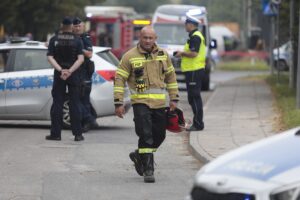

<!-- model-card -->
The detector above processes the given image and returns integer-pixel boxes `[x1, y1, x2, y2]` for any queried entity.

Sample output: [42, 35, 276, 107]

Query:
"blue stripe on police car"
[4, 73, 105, 91]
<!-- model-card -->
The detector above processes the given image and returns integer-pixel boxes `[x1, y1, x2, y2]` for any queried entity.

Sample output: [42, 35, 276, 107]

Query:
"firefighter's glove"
[135, 78, 146, 93]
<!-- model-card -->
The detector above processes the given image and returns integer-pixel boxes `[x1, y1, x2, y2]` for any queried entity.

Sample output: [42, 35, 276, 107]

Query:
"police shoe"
[45, 135, 61, 141]
[74, 135, 84, 141]
[186, 125, 204, 132]
[82, 123, 91, 133]
[129, 150, 144, 176]
[82, 120, 99, 133]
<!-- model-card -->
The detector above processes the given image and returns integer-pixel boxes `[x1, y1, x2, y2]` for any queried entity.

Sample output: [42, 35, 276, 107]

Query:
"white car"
[186, 127, 300, 200]
[0, 40, 131, 126]
[273, 41, 292, 71]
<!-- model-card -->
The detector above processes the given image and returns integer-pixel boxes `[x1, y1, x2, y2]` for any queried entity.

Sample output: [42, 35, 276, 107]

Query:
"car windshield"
[154, 24, 188, 45]
[96, 50, 119, 66]
[154, 23, 205, 45]
[13, 49, 51, 71]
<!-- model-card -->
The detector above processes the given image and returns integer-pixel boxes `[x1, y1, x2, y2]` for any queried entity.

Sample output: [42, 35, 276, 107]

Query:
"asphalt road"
[0, 91, 213, 200]
[0, 70, 260, 200]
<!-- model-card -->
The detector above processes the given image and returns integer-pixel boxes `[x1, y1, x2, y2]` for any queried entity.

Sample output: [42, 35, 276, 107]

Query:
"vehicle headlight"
[270, 187, 299, 200]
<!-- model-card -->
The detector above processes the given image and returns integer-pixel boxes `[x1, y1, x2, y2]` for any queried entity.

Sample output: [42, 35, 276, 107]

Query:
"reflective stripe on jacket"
[114, 43, 179, 109]
[181, 31, 206, 72]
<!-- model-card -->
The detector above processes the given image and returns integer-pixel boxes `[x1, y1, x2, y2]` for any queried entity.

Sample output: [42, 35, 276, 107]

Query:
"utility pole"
[242, 0, 248, 49]
[269, 16, 275, 75]
[276, 3, 280, 81]
[289, 0, 295, 89]
[296, 4, 300, 108]
[247, 0, 252, 45]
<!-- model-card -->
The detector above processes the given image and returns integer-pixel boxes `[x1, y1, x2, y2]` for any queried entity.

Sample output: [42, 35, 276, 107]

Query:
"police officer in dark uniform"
[175, 15, 206, 131]
[73, 17, 98, 132]
[46, 17, 85, 141]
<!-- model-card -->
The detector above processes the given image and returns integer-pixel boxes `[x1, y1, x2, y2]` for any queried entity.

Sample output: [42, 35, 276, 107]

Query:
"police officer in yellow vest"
[174, 15, 206, 132]
[114, 26, 179, 183]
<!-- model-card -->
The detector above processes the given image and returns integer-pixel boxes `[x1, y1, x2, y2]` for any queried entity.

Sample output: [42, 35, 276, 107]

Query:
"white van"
[186, 127, 300, 200]
[152, 4, 216, 91]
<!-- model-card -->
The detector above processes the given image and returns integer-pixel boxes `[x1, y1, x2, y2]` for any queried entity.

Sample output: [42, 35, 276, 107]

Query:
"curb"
[187, 85, 218, 164]
[188, 131, 211, 164]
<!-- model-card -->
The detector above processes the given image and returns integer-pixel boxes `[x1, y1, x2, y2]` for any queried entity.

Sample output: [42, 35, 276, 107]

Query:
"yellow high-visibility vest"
[181, 31, 206, 72]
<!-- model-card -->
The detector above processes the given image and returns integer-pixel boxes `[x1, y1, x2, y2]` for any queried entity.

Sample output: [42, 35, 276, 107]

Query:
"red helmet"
[166, 107, 186, 133]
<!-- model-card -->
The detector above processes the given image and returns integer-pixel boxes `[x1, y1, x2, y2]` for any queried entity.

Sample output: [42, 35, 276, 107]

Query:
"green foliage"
[278, 0, 299, 43]
[266, 74, 300, 130]
[0, 0, 297, 44]
[0, 0, 105, 41]
[217, 60, 269, 71]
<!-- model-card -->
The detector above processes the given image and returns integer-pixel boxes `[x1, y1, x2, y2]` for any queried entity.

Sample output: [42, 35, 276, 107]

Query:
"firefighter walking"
[114, 26, 179, 183]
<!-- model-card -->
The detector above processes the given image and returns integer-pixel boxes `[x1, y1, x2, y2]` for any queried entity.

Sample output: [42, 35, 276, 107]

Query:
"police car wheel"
[63, 99, 71, 129]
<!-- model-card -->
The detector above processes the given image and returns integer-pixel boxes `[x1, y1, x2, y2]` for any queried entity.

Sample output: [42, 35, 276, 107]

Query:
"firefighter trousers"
[132, 104, 166, 154]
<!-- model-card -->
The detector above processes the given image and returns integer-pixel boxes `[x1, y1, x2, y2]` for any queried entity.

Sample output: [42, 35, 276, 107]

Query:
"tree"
[0, 0, 105, 41]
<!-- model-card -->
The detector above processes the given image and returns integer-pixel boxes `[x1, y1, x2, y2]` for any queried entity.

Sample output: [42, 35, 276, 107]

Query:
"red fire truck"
[84, 6, 136, 59]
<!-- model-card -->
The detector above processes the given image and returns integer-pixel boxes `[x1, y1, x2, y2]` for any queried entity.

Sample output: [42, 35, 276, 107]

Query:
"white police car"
[0, 40, 131, 126]
[186, 127, 300, 200]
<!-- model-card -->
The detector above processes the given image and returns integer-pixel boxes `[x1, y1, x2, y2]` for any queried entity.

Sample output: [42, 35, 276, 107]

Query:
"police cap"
[185, 10, 200, 26]
[185, 17, 199, 26]
[62, 16, 72, 25]
[73, 17, 82, 25]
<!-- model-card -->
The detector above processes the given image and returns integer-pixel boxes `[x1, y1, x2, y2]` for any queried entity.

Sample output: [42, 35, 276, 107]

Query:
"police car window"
[96, 50, 119, 66]
[13, 49, 51, 71]
[0, 50, 10, 73]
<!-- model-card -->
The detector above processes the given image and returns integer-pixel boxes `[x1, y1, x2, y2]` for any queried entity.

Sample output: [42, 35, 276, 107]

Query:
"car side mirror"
[209, 39, 217, 49]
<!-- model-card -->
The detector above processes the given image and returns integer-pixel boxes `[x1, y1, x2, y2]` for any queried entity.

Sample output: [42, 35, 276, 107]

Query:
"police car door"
[5, 48, 53, 118]
[0, 49, 11, 114]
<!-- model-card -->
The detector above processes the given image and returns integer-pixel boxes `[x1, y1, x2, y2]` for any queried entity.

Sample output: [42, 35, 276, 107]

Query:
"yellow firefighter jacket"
[114, 43, 179, 109]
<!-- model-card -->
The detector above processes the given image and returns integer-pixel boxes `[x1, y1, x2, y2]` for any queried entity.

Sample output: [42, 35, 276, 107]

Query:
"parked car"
[186, 127, 300, 200]
[273, 41, 292, 71]
[0, 40, 131, 127]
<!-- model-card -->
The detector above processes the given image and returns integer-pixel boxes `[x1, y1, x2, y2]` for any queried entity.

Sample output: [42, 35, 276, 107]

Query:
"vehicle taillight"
[96, 70, 116, 81]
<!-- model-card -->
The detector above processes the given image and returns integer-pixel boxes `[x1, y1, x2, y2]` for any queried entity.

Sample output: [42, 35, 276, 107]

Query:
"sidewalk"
[189, 78, 275, 163]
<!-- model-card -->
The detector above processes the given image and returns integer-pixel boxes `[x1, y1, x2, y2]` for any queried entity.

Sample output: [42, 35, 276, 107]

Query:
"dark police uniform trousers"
[51, 70, 82, 137]
[185, 68, 205, 129]
[133, 104, 166, 150]
[80, 59, 95, 124]
[79, 33, 96, 124]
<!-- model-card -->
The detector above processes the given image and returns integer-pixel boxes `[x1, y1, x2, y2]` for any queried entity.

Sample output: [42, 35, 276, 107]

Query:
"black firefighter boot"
[129, 149, 144, 176]
[141, 153, 155, 183]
